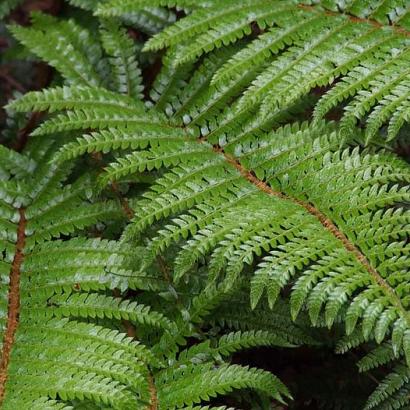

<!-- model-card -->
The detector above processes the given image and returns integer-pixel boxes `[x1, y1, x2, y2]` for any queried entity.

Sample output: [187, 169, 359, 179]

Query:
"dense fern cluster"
[1, 0, 410, 409]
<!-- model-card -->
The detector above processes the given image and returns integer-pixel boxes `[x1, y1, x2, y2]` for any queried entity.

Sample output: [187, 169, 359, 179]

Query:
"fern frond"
[138, 0, 282, 52]
[215, 296, 319, 347]
[9, 13, 107, 87]
[100, 20, 144, 100]
[55, 127, 187, 162]
[165, 45, 256, 128]
[120, 7, 177, 35]
[8, 12, 153, 95]
[358, 343, 396, 372]
[68, 0, 178, 35]
[149, 49, 195, 112]
[0, 145, 36, 178]
[101, 140, 213, 186]
[8, 5, 410, 407]
[0, 142, 160, 408]
[216, 330, 295, 354]
[105, 0, 410, 141]
[15, 66, 410, 363]
[103, 120, 410, 362]
[96, 0, 205, 15]
[8, 86, 186, 139]
[312, 0, 410, 28]
[44, 292, 172, 329]
[156, 363, 290, 409]
[365, 364, 410, 410]
[7, 85, 145, 114]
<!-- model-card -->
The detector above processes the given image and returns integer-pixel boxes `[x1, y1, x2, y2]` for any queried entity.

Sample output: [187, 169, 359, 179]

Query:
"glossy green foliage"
[4, 2, 410, 409]
[67, 0, 177, 35]
[11, 80, 410, 410]
[10, 13, 144, 96]
[0, 139, 153, 409]
[32, 103, 409, 360]
[95, 0, 410, 142]
[0, 138, 293, 408]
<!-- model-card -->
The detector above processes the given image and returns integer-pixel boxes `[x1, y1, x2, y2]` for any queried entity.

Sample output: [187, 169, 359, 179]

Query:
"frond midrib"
[297, 3, 410, 38]
[0, 208, 26, 405]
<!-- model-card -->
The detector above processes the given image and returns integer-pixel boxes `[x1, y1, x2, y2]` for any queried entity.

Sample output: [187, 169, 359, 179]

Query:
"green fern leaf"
[104, 0, 410, 141]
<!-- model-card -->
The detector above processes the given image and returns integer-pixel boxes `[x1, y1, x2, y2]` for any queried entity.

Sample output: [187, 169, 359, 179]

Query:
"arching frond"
[95, 0, 410, 141]
[0, 141, 158, 408]
[21, 79, 410, 370]
[100, 20, 144, 100]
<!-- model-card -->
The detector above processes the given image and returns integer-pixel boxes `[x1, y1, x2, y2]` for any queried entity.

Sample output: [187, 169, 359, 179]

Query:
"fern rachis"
[0, 207, 25, 402]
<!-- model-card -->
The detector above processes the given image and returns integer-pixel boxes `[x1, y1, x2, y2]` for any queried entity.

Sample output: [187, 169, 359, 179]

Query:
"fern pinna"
[2, 0, 410, 409]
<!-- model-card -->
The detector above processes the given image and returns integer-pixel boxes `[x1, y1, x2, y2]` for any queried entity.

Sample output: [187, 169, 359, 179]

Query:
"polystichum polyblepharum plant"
[1, 1, 410, 409]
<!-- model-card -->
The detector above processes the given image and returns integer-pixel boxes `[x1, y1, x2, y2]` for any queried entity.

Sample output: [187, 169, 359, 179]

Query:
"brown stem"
[110, 181, 135, 220]
[0, 70, 26, 93]
[157, 255, 172, 284]
[13, 112, 44, 153]
[298, 3, 410, 37]
[148, 374, 158, 410]
[0, 208, 26, 404]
